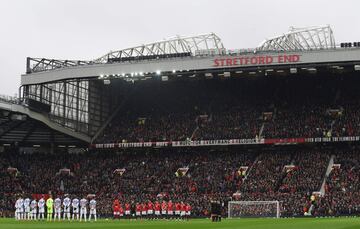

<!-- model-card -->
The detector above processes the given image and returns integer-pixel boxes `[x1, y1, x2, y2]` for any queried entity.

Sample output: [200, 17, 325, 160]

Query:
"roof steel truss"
[94, 33, 225, 63]
[256, 25, 335, 52]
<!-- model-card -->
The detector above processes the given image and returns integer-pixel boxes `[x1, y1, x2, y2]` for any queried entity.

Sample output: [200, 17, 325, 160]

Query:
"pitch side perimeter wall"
[22, 48, 360, 85]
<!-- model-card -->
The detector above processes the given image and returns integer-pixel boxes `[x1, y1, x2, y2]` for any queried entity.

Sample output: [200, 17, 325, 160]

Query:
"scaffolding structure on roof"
[94, 33, 225, 63]
[256, 25, 336, 52]
[25, 26, 338, 74]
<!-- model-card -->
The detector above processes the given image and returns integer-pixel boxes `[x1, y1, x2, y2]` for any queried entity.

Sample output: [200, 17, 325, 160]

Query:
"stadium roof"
[94, 33, 225, 63]
[25, 33, 225, 74]
[25, 25, 338, 75]
[256, 25, 335, 52]
[0, 109, 85, 147]
[0, 98, 91, 144]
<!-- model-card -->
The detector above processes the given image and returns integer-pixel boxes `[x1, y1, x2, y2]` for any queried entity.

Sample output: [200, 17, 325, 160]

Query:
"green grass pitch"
[0, 217, 359, 229]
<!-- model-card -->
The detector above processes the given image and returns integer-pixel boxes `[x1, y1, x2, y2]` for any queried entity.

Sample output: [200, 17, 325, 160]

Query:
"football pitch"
[0, 218, 360, 229]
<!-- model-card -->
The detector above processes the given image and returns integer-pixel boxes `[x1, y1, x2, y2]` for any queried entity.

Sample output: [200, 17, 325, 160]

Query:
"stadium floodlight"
[172, 70, 176, 73]
[156, 70, 161, 75]
[290, 68, 297, 74]
[228, 201, 280, 219]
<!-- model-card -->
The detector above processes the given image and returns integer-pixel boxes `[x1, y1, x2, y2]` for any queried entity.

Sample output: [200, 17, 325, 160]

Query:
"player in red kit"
[113, 199, 120, 219]
[125, 203, 131, 219]
[119, 204, 124, 219]
[154, 201, 161, 219]
[181, 201, 186, 220]
[141, 203, 147, 219]
[167, 200, 174, 219]
[161, 201, 167, 219]
[147, 201, 154, 219]
[135, 203, 142, 219]
[175, 202, 181, 219]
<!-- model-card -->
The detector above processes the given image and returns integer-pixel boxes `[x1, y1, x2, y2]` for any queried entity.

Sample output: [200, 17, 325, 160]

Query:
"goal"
[228, 201, 280, 218]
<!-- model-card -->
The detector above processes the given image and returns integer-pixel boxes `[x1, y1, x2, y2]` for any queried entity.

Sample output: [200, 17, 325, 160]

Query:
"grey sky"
[0, 0, 359, 96]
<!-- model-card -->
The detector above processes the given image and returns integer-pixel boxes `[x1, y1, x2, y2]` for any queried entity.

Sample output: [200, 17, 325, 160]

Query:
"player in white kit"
[15, 197, 22, 220]
[24, 197, 31, 220]
[38, 196, 45, 220]
[72, 198, 80, 220]
[30, 199, 37, 220]
[18, 197, 24, 220]
[63, 195, 71, 220]
[89, 197, 97, 221]
[54, 197, 62, 221]
[80, 197, 88, 222]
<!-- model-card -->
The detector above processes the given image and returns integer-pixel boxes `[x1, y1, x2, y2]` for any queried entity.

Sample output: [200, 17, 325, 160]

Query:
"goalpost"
[228, 201, 280, 218]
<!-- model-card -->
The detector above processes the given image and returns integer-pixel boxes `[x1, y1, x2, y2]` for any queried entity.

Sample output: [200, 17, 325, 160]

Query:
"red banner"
[264, 138, 305, 145]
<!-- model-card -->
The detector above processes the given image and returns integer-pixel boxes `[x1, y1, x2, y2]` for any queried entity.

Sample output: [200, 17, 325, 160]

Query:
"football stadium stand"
[1, 25, 360, 219]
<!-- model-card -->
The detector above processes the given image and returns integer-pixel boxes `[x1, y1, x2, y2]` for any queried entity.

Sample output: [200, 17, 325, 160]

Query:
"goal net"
[228, 201, 280, 218]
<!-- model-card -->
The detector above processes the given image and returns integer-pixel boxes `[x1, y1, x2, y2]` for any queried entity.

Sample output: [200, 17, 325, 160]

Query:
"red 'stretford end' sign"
[213, 54, 301, 67]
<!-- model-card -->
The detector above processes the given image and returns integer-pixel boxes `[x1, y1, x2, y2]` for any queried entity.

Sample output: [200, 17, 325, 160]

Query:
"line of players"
[14, 194, 97, 222]
[113, 200, 192, 220]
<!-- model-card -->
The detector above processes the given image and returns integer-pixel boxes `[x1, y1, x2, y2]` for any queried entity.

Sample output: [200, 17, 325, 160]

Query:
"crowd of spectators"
[278, 151, 330, 193]
[238, 150, 330, 217]
[96, 75, 360, 144]
[2, 147, 360, 218]
[0, 148, 256, 217]
[331, 81, 360, 137]
[313, 150, 360, 216]
[3, 75, 360, 218]
[98, 80, 206, 143]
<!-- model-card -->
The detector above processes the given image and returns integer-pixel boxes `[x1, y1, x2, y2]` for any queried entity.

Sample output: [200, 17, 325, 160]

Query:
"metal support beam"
[0, 121, 24, 139]
[63, 81, 67, 125]
[76, 80, 80, 132]
[21, 122, 37, 142]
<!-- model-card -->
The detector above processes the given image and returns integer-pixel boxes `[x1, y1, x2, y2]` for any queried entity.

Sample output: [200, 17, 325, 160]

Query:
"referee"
[210, 200, 221, 222]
